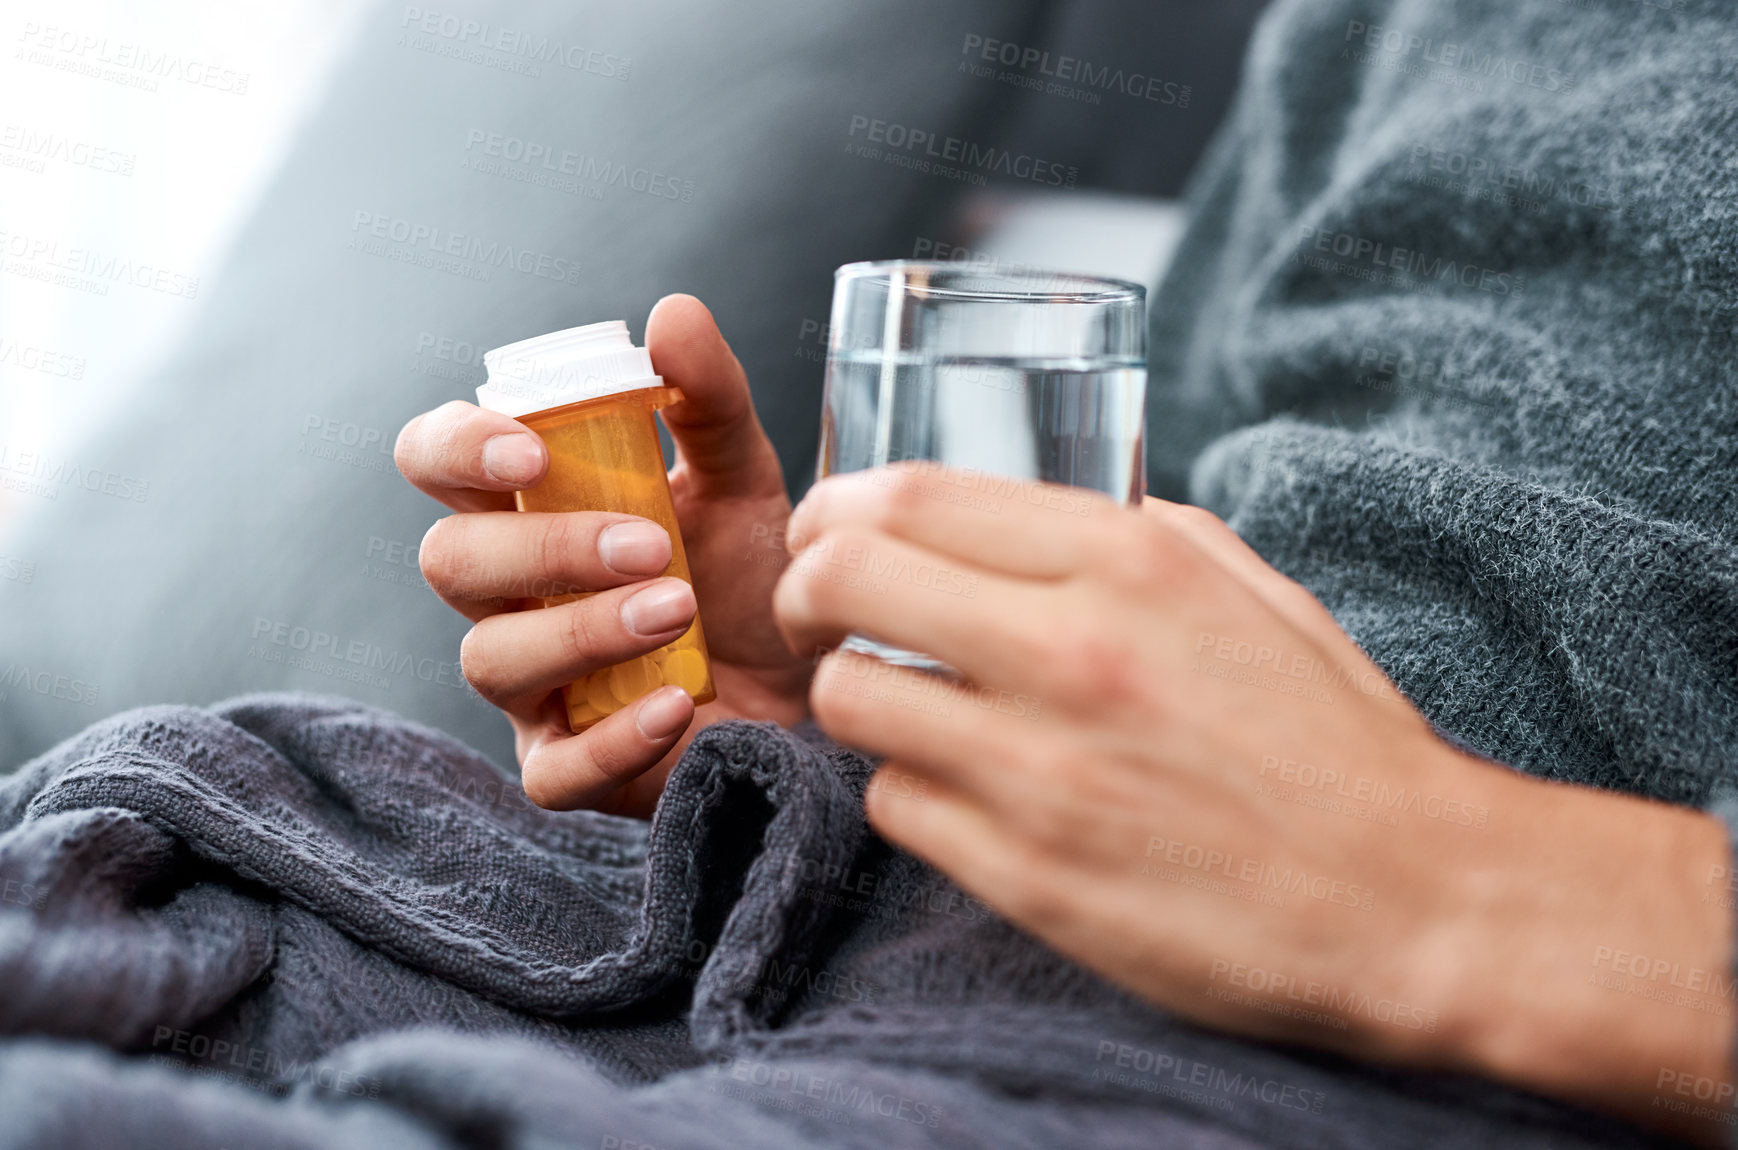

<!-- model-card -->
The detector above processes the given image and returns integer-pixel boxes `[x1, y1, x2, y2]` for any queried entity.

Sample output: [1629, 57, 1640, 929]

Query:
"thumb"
[645, 294, 785, 499]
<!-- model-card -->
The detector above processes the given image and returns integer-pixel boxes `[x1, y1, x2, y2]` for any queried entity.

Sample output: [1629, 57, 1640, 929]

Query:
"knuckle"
[860, 774, 906, 832]
[518, 749, 566, 809]
[1066, 635, 1147, 712]
[817, 468, 931, 538]
[1016, 799, 1078, 855]
[419, 517, 463, 589]
[1105, 518, 1195, 591]
[538, 514, 588, 584]
[1010, 740, 1071, 796]
[1027, 603, 1148, 713]
[393, 413, 425, 476]
[457, 625, 502, 698]
[770, 564, 810, 630]
[825, 525, 883, 572]
[431, 399, 478, 429]
[583, 726, 645, 785]
[1005, 615, 1072, 679]
[1003, 741, 1085, 825]
[988, 840, 1074, 932]
[808, 655, 877, 735]
[1166, 502, 1227, 535]
[427, 400, 485, 484]
[779, 537, 846, 619]
[867, 472, 931, 530]
[1070, 487, 1121, 521]
[861, 772, 938, 848]
[556, 598, 615, 669]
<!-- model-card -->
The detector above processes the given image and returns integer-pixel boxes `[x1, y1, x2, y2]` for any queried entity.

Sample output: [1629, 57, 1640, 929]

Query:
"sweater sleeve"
[1149, 0, 1738, 805]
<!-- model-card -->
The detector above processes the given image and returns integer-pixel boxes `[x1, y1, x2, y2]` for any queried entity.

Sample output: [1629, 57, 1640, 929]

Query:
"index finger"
[395, 400, 550, 512]
[786, 463, 1127, 579]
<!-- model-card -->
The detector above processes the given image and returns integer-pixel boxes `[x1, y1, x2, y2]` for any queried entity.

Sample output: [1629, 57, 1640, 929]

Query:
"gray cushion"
[0, 0, 1263, 770]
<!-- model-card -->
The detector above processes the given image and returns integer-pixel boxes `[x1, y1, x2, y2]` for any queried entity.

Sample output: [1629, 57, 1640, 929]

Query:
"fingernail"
[598, 521, 672, 575]
[481, 434, 545, 484]
[635, 686, 691, 740]
[621, 579, 694, 636]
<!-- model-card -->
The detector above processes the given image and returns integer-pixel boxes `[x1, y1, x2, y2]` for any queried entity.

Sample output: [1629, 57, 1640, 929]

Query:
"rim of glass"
[834, 259, 1145, 303]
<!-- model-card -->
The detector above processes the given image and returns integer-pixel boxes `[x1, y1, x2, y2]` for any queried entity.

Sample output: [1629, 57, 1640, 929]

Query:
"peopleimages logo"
[298, 414, 396, 474]
[0, 554, 35, 584]
[757, 957, 879, 1006]
[15, 22, 250, 94]
[1207, 960, 1439, 1033]
[1092, 1041, 1326, 1113]
[1144, 835, 1376, 912]
[0, 337, 86, 380]
[1258, 754, 1490, 829]
[0, 442, 150, 503]
[1294, 225, 1525, 297]
[1404, 143, 1623, 214]
[348, 210, 581, 285]
[0, 124, 135, 176]
[1592, 946, 1738, 1000]
[1342, 20, 1574, 94]
[249, 616, 470, 694]
[398, 7, 630, 79]
[706, 1055, 944, 1129]
[959, 33, 1191, 108]
[462, 130, 695, 203]
[1656, 1068, 1737, 1116]
[0, 664, 99, 707]
[845, 115, 1078, 188]
[0, 228, 201, 299]
[149, 1027, 380, 1098]
[1193, 628, 1405, 704]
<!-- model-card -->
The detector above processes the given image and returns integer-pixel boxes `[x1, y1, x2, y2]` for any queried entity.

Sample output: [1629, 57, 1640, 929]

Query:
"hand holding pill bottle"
[476, 322, 715, 731]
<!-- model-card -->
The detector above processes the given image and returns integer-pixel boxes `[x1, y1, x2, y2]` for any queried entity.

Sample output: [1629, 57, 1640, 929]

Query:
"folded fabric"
[0, 695, 1663, 1147]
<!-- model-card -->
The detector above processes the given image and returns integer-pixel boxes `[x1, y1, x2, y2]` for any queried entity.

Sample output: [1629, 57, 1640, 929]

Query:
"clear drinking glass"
[817, 259, 1147, 672]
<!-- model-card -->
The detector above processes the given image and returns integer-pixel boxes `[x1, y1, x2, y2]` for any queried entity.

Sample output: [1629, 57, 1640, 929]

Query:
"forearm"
[1418, 760, 1734, 1142]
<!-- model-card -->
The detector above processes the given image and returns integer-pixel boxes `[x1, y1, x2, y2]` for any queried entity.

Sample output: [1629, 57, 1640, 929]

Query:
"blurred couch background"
[0, 0, 1268, 771]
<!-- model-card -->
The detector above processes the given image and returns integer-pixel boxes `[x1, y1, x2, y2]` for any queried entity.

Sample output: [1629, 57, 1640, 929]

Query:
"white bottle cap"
[477, 320, 662, 418]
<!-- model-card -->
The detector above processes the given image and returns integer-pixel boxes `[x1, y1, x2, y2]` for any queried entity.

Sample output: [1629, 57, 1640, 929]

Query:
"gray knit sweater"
[1151, 0, 1738, 806]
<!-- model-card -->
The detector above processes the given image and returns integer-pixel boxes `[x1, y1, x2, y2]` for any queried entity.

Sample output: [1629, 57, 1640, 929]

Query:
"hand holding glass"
[816, 260, 1148, 672]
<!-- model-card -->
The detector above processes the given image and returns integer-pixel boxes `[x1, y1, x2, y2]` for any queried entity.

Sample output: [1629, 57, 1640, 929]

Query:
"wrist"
[1415, 756, 1734, 1134]
[1353, 744, 1517, 1067]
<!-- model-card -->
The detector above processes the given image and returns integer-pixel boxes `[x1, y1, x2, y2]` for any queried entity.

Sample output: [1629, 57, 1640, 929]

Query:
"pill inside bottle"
[477, 322, 715, 733]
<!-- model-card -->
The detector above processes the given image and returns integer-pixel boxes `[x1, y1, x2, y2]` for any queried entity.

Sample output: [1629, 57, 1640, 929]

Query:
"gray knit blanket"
[0, 697, 1666, 1147]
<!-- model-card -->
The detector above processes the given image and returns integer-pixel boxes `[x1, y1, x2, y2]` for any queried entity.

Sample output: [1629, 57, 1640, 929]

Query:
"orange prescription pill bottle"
[477, 321, 714, 732]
